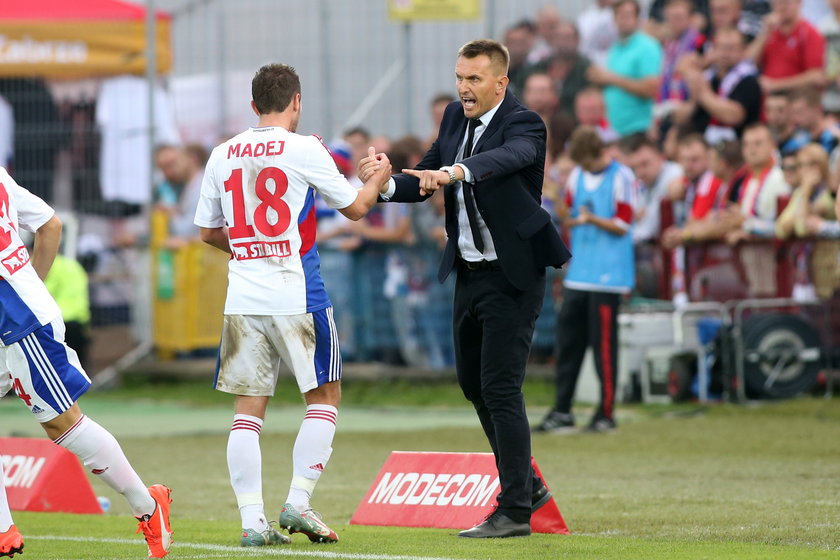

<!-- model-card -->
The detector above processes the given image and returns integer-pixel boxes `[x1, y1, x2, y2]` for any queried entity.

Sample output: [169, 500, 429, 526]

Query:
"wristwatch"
[440, 166, 457, 185]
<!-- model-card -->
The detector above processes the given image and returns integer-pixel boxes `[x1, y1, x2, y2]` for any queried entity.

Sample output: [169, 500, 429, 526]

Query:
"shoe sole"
[241, 538, 291, 546]
[241, 530, 291, 547]
[280, 515, 338, 544]
[457, 530, 532, 538]
[283, 524, 338, 544]
[0, 543, 23, 558]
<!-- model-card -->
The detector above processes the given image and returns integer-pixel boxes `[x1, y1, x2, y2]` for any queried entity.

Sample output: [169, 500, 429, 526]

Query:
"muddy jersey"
[194, 126, 358, 315]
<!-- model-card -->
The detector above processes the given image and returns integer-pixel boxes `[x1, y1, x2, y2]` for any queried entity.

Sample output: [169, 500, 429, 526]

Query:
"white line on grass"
[29, 535, 461, 560]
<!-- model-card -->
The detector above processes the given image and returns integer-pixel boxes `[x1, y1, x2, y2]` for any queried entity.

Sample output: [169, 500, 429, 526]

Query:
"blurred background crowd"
[4, 0, 840, 376]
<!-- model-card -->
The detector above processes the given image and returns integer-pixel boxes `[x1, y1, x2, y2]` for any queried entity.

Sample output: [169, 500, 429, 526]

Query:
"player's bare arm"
[31, 214, 62, 280]
[199, 226, 232, 254]
[338, 151, 393, 221]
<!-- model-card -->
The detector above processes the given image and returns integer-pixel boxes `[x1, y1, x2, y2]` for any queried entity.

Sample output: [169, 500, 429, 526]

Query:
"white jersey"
[0, 167, 61, 345]
[194, 126, 359, 315]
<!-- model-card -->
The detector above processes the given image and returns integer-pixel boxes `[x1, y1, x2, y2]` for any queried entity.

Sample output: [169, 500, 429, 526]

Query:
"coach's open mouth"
[461, 97, 476, 110]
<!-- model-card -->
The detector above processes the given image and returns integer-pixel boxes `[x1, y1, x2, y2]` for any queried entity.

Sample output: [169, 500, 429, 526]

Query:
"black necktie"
[461, 118, 484, 253]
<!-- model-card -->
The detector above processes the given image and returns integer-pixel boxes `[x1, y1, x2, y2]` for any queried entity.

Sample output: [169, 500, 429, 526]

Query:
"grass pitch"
[2, 379, 839, 559]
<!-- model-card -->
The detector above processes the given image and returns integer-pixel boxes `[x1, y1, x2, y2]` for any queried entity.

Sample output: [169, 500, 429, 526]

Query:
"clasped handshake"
[359, 147, 462, 196]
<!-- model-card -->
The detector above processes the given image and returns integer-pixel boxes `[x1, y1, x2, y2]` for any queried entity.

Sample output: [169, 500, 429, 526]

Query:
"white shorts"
[214, 307, 341, 396]
[0, 318, 91, 423]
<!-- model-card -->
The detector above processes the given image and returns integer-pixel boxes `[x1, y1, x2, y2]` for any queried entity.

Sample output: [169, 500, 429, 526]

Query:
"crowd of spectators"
[311, 0, 840, 366]
[502, 0, 839, 304]
[312, 121, 454, 366]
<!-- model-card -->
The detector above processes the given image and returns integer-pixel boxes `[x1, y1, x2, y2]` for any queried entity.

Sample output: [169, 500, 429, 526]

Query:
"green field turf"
[1, 381, 839, 559]
[14, 512, 839, 560]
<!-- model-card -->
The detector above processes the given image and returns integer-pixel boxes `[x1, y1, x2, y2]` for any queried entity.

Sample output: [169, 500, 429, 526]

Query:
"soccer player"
[0, 168, 172, 558]
[194, 63, 392, 546]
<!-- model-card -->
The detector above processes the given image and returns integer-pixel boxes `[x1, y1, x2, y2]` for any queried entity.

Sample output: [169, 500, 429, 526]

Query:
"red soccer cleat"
[0, 524, 23, 558]
[136, 485, 173, 558]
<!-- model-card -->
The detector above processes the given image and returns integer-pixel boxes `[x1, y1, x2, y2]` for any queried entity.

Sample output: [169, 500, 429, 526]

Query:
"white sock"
[228, 414, 267, 532]
[286, 404, 337, 511]
[0, 463, 13, 532]
[54, 415, 155, 517]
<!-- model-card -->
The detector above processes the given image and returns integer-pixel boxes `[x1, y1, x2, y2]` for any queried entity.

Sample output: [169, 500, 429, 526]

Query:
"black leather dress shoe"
[458, 511, 531, 538]
[531, 484, 552, 512]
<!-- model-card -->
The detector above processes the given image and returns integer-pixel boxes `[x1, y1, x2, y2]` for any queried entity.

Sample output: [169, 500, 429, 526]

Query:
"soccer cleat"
[136, 484, 173, 558]
[241, 522, 291, 546]
[0, 525, 23, 558]
[279, 503, 339, 543]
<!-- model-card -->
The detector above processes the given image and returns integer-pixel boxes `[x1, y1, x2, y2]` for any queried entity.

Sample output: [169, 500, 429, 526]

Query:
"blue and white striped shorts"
[0, 318, 91, 422]
[214, 307, 341, 396]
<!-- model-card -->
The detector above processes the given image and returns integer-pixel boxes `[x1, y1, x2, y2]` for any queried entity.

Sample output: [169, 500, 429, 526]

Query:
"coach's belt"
[458, 258, 500, 271]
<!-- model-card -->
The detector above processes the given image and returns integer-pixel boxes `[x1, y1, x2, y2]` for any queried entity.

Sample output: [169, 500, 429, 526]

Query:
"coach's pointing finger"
[403, 168, 448, 195]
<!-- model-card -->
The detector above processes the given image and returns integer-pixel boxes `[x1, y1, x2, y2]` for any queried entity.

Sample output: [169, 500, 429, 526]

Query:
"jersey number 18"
[224, 167, 291, 240]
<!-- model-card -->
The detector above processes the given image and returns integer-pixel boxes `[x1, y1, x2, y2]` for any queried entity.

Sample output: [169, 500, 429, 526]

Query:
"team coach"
[360, 38, 570, 538]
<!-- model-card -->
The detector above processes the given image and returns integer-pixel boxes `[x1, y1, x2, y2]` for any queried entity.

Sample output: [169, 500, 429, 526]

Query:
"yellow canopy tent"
[0, 0, 171, 78]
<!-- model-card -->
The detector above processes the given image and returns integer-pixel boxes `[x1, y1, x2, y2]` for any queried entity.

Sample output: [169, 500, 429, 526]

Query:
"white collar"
[476, 97, 504, 128]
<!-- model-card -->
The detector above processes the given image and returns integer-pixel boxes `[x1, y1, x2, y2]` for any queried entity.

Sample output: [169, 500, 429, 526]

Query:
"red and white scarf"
[703, 59, 758, 144]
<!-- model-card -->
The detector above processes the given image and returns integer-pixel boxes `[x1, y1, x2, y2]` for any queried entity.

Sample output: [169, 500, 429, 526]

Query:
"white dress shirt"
[453, 100, 502, 261]
[382, 98, 503, 262]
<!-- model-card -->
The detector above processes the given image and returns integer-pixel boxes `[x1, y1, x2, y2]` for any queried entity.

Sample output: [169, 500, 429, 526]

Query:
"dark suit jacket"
[388, 90, 571, 291]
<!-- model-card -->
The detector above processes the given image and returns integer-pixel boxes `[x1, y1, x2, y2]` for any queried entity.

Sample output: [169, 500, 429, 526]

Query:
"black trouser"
[453, 262, 545, 524]
[553, 287, 620, 421]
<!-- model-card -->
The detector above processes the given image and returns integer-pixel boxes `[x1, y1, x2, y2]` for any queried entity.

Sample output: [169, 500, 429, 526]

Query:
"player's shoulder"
[301, 133, 336, 163]
[255, 131, 331, 168]
[304, 132, 332, 151]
